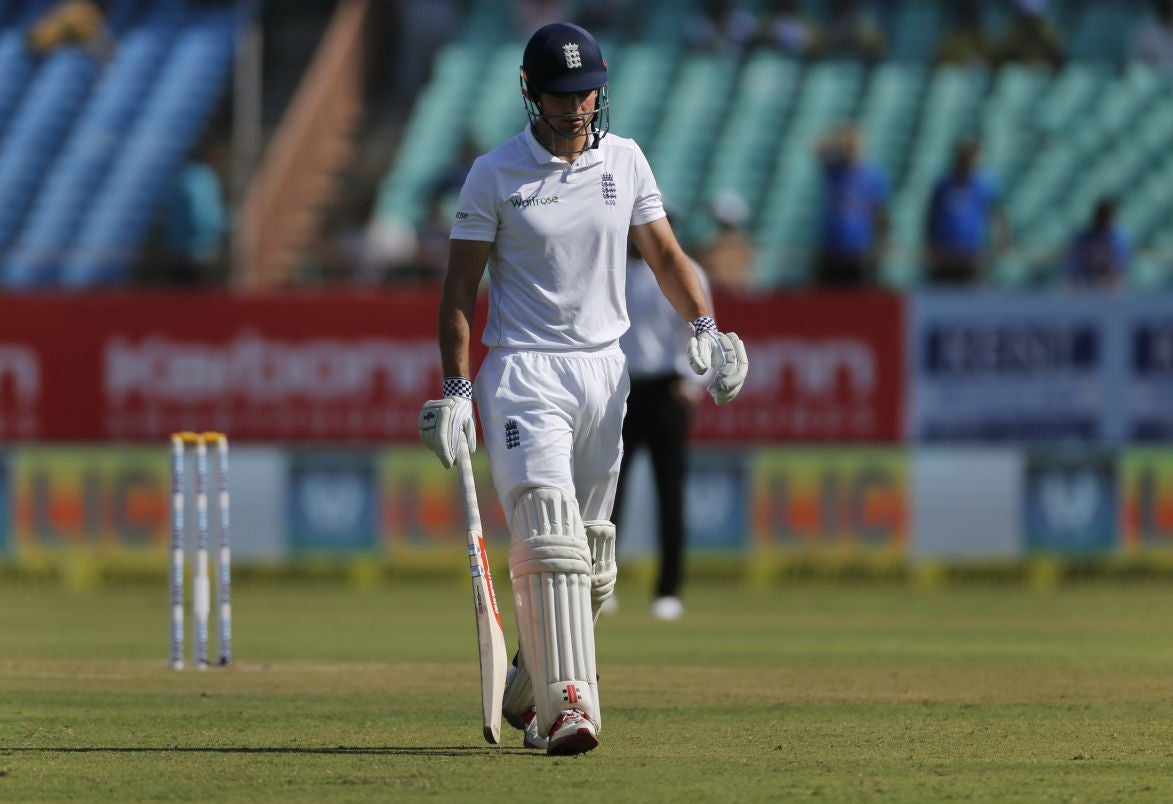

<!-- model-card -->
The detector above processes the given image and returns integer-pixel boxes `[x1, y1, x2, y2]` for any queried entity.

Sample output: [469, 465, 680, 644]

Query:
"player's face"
[537, 89, 598, 137]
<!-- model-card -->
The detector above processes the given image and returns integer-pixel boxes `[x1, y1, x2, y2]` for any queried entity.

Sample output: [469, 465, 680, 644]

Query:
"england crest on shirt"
[601, 172, 617, 206]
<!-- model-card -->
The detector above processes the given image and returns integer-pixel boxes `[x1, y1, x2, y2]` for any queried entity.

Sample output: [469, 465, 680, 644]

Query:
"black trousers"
[610, 374, 691, 599]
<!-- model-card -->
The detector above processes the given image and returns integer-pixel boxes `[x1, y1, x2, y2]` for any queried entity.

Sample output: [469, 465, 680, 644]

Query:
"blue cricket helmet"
[520, 22, 610, 146]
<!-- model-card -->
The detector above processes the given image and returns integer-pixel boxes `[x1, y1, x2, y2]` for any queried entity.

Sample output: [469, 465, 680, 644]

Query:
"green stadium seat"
[702, 53, 798, 217]
[470, 42, 532, 151]
[607, 43, 679, 145]
[374, 45, 482, 229]
[648, 53, 739, 221]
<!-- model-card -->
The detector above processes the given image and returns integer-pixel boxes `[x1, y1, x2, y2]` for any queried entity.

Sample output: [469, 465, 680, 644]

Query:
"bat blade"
[457, 438, 508, 745]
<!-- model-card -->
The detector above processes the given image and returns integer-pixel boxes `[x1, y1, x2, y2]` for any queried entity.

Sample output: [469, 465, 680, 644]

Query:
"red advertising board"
[0, 290, 903, 443]
[693, 292, 904, 442]
[0, 291, 463, 442]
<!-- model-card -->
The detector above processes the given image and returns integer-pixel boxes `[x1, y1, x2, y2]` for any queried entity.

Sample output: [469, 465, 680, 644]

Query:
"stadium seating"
[5, 0, 183, 286]
[368, 0, 1172, 289]
[59, 3, 237, 287]
[0, 0, 241, 288]
[3, 0, 1167, 289]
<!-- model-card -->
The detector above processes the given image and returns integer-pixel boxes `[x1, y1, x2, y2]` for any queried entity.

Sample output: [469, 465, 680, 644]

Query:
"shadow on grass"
[3, 746, 538, 757]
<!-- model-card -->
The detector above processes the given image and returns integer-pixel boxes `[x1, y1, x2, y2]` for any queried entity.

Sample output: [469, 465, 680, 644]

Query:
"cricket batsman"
[420, 22, 748, 755]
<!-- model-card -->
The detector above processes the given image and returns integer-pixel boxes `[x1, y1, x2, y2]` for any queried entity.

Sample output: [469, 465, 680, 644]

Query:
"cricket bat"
[456, 435, 508, 744]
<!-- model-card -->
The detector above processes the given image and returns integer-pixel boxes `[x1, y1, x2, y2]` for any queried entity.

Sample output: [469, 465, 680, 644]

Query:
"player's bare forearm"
[630, 217, 711, 323]
[439, 239, 492, 379]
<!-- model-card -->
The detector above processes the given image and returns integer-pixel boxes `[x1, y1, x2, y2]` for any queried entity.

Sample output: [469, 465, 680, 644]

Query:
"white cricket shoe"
[519, 706, 547, 750]
[651, 596, 684, 621]
[599, 594, 619, 615]
[546, 709, 598, 756]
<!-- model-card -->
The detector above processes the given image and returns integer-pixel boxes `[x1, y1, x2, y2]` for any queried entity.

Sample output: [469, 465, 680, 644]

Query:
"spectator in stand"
[515, 0, 568, 37]
[1131, 0, 1173, 73]
[757, 0, 821, 58]
[403, 195, 454, 284]
[935, 0, 993, 66]
[820, 0, 885, 62]
[924, 139, 1010, 284]
[1066, 197, 1130, 289]
[152, 141, 227, 284]
[814, 122, 889, 286]
[695, 190, 754, 292]
[580, 0, 639, 41]
[26, 0, 113, 59]
[391, 0, 458, 113]
[430, 137, 480, 208]
[683, 0, 758, 54]
[995, 0, 1064, 68]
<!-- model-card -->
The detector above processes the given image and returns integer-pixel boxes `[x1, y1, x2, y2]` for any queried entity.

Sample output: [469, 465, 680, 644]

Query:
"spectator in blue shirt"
[154, 142, 227, 284]
[1067, 197, 1129, 288]
[925, 139, 1009, 284]
[814, 123, 889, 285]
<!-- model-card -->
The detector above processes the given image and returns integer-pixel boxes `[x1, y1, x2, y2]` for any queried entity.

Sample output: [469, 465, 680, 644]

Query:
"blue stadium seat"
[0, 49, 98, 255]
[4, 8, 180, 286]
[57, 4, 238, 287]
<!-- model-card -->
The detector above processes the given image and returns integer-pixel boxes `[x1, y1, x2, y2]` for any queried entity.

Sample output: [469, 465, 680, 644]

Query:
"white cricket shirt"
[451, 126, 666, 350]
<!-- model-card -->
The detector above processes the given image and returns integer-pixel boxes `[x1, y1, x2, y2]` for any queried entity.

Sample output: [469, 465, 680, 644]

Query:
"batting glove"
[418, 377, 476, 469]
[687, 316, 749, 406]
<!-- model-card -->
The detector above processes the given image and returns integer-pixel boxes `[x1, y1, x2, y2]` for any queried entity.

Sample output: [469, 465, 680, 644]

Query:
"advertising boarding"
[1121, 449, 1173, 548]
[692, 292, 905, 443]
[1124, 297, 1173, 441]
[10, 446, 168, 550]
[288, 451, 379, 551]
[749, 448, 907, 550]
[1022, 449, 1118, 553]
[0, 454, 9, 553]
[0, 291, 903, 444]
[909, 293, 1127, 442]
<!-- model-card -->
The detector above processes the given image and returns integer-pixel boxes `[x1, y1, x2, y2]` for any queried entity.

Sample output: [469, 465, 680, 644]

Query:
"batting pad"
[509, 487, 598, 736]
[501, 652, 534, 727]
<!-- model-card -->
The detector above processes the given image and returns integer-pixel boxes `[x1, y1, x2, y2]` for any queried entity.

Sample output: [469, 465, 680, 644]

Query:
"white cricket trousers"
[474, 346, 629, 524]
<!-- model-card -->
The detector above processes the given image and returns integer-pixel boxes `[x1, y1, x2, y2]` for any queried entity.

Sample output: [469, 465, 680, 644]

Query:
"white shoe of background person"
[546, 709, 599, 756]
[651, 596, 684, 621]
[599, 594, 619, 615]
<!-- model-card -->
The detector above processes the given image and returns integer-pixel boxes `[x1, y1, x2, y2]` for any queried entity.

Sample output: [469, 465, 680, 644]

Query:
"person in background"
[820, 0, 885, 61]
[695, 189, 755, 292]
[430, 136, 481, 208]
[515, 0, 568, 37]
[935, 0, 993, 66]
[390, 0, 458, 114]
[813, 122, 889, 286]
[1066, 197, 1130, 289]
[684, 0, 758, 54]
[924, 138, 1009, 284]
[757, 0, 821, 58]
[1131, 0, 1173, 73]
[995, 0, 1064, 68]
[26, 0, 112, 59]
[610, 236, 714, 622]
[155, 142, 227, 284]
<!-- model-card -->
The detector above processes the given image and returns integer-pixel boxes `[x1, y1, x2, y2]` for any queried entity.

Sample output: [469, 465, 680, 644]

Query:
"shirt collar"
[523, 125, 605, 168]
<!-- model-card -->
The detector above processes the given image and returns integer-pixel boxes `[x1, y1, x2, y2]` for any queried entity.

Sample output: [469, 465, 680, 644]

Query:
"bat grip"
[456, 433, 483, 535]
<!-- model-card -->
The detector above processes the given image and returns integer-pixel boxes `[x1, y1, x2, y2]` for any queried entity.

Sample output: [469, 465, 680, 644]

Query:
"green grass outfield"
[3, 578, 1173, 802]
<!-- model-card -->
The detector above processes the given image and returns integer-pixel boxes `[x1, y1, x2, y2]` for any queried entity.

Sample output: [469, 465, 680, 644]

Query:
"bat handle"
[457, 433, 483, 535]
